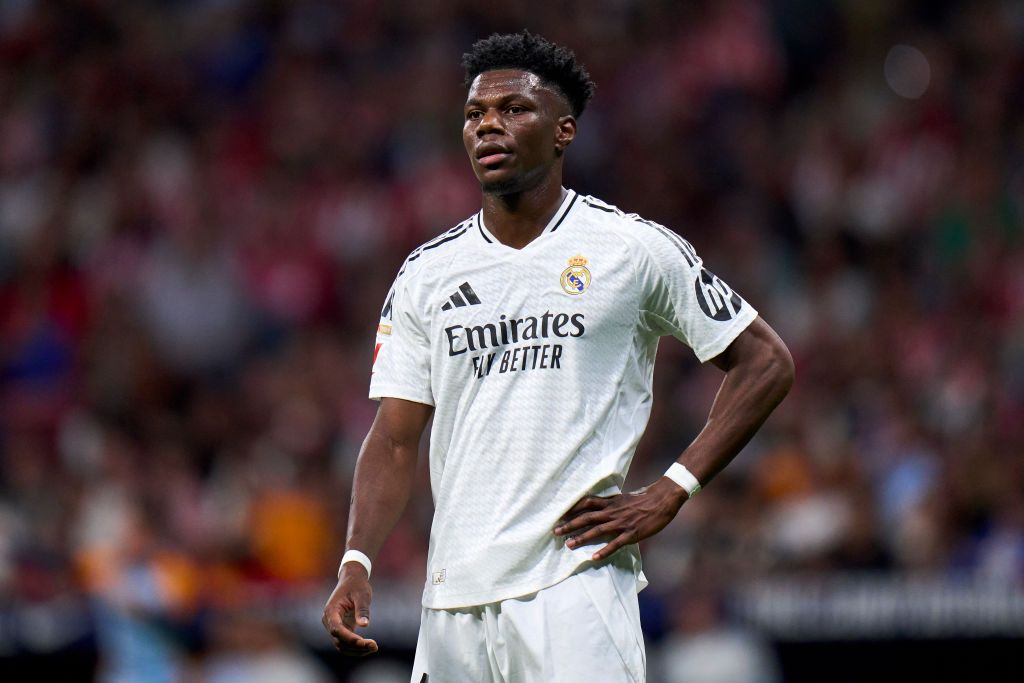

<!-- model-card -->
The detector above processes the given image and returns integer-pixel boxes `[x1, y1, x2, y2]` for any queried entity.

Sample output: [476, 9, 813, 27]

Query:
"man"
[322, 31, 794, 682]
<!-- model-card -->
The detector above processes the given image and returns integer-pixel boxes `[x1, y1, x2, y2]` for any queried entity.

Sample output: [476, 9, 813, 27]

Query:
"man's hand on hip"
[322, 564, 378, 656]
[553, 478, 689, 561]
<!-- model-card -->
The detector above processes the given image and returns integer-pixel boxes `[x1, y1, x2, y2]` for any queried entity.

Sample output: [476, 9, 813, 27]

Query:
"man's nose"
[477, 108, 504, 135]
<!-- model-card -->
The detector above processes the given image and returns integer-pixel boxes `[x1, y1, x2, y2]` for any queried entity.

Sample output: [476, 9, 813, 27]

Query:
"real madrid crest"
[560, 255, 591, 295]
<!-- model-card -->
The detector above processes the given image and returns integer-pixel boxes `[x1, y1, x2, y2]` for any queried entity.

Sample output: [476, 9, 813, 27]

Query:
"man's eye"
[506, 106, 525, 114]
[467, 111, 482, 120]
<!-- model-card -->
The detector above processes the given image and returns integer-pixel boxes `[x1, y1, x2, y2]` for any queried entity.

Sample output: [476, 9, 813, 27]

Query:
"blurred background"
[1, 0, 1022, 681]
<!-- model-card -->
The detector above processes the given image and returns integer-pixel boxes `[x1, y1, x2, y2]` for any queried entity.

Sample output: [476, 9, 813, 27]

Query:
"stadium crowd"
[0, 1, 1021, 681]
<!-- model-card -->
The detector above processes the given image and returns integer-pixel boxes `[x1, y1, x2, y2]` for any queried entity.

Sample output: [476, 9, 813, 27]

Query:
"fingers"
[322, 583, 377, 656]
[554, 510, 608, 536]
[331, 625, 379, 656]
[552, 492, 639, 561]
[591, 530, 636, 562]
[554, 497, 614, 535]
[353, 587, 372, 628]
[565, 522, 616, 549]
[557, 509, 598, 536]
[559, 495, 609, 522]
[325, 605, 379, 655]
[322, 598, 346, 638]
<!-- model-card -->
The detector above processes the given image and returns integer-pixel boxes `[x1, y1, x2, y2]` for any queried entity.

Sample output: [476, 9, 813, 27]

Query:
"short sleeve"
[368, 273, 434, 406]
[634, 221, 757, 362]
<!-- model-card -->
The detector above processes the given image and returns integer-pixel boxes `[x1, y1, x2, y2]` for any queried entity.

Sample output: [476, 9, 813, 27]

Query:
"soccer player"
[322, 31, 794, 682]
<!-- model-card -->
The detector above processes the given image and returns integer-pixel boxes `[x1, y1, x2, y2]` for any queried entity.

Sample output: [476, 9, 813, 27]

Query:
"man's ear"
[554, 115, 577, 156]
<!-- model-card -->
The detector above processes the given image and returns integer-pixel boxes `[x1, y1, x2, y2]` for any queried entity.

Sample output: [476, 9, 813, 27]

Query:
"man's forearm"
[345, 434, 417, 561]
[324, 399, 430, 655]
[343, 399, 432, 563]
[681, 318, 794, 486]
[555, 319, 793, 560]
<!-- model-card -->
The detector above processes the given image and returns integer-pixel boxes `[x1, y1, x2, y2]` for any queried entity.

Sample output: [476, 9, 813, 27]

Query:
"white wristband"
[339, 549, 372, 579]
[664, 463, 702, 498]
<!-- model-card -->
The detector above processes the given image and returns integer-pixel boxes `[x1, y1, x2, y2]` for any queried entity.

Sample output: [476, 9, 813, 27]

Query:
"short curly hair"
[462, 31, 595, 117]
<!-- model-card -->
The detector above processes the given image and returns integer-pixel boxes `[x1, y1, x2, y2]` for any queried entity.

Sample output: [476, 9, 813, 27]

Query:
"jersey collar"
[476, 189, 579, 250]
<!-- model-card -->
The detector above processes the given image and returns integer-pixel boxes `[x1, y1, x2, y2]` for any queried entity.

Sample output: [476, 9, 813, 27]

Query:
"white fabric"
[410, 561, 646, 683]
[664, 462, 702, 497]
[371, 190, 757, 609]
[339, 549, 372, 579]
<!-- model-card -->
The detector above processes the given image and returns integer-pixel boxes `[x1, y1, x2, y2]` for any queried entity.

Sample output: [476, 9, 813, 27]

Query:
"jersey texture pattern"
[370, 190, 757, 609]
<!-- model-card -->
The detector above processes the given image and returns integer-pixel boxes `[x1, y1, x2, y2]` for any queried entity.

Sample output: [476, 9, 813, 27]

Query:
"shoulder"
[576, 195, 700, 267]
[392, 215, 477, 286]
[379, 216, 476, 320]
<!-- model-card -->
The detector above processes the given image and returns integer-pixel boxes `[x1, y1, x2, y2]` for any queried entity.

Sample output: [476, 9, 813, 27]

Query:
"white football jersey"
[370, 189, 756, 609]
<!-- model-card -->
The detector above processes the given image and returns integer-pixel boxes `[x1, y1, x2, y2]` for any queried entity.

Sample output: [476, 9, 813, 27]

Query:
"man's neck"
[481, 176, 567, 250]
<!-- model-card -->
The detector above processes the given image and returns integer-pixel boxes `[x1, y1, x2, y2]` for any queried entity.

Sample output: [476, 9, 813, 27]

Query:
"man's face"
[463, 69, 574, 195]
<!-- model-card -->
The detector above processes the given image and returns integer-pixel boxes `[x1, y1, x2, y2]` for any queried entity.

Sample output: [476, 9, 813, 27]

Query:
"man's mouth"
[476, 145, 512, 167]
[478, 152, 510, 166]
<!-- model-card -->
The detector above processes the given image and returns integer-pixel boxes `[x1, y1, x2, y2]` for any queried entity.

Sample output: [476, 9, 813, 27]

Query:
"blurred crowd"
[1, 0, 1022, 681]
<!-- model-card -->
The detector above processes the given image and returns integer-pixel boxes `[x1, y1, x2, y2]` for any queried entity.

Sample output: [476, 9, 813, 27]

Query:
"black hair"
[461, 30, 596, 117]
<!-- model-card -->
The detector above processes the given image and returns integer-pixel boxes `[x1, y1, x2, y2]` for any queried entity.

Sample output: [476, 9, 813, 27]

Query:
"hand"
[553, 477, 689, 561]
[321, 564, 378, 656]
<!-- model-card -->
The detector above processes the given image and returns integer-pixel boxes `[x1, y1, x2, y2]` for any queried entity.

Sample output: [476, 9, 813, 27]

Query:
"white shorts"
[410, 562, 646, 682]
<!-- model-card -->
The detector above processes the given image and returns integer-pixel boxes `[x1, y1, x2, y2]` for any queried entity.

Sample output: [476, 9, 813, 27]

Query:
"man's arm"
[554, 316, 794, 560]
[322, 397, 433, 655]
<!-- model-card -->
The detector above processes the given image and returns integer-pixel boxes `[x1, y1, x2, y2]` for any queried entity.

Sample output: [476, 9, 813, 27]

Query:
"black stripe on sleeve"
[583, 196, 699, 267]
[585, 201, 615, 213]
[382, 219, 473, 319]
[407, 226, 469, 264]
[388, 220, 471, 307]
[581, 196, 619, 214]
[420, 226, 469, 253]
[634, 217, 698, 267]
[653, 224, 697, 267]
[422, 220, 470, 248]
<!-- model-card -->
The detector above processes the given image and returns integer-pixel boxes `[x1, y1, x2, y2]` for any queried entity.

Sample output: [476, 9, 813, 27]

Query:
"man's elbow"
[719, 318, 795, 402]
[766, 338, 795, 400]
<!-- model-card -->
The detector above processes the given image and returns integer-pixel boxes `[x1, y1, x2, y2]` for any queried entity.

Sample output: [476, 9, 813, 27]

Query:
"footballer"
[322, 30, 794, 682]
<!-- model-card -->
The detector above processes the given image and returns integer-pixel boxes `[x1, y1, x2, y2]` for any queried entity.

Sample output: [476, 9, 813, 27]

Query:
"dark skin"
[553, 316, 793, 558]
[322, 397, 433, 655]
[463, 69, 577, 248]
[322, 68, 795, 654]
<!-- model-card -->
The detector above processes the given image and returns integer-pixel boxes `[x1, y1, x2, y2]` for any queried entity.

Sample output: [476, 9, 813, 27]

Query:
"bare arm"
[554, 316, 794, 560]
[680, 315, 795, 484]
[322, 397, 433, 655]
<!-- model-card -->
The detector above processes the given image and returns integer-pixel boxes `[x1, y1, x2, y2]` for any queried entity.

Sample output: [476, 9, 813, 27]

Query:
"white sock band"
[339, 549, 372, 579]
[664, 463, 702, 498]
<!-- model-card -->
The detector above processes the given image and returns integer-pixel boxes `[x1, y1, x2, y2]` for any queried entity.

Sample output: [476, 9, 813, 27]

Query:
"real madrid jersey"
[369, 189, 757, 609]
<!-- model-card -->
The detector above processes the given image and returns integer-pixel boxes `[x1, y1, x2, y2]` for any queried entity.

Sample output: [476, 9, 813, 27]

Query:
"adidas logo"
[441, 282, 481, 310]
